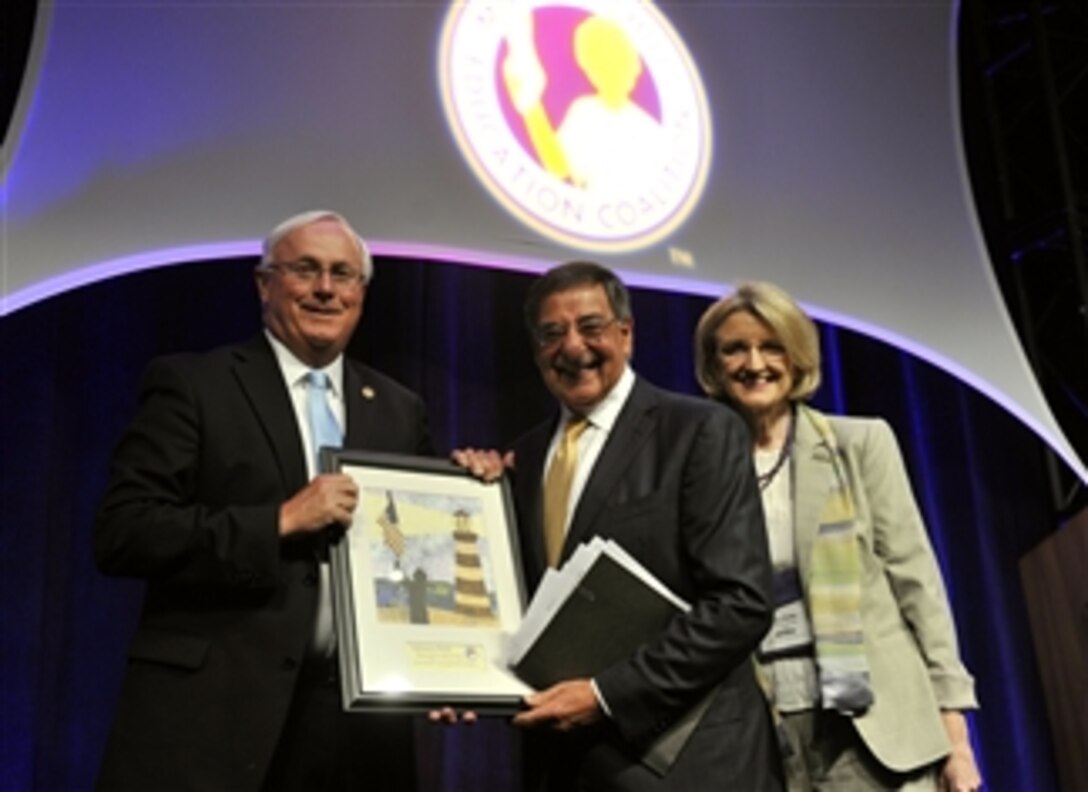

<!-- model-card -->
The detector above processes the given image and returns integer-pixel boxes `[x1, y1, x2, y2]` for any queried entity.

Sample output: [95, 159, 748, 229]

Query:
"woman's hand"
[938, 711, 982, 792]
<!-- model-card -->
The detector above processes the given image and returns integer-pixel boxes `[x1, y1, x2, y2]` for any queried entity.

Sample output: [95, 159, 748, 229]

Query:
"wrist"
[278, 502, 297, 537]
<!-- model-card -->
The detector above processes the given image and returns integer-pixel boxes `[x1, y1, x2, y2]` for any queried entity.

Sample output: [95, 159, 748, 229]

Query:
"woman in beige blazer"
[693, 282, 981, 792]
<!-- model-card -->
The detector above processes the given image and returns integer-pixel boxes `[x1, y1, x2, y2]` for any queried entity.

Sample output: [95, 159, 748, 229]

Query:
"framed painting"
[323, 449, 531, 712]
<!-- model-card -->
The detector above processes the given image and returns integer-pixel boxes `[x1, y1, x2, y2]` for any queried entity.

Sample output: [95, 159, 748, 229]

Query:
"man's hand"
[512, 680, 601, 732]
[427, 707, 478, 725]
[450, 448, 514, 483]
[279, 474, 359, 537]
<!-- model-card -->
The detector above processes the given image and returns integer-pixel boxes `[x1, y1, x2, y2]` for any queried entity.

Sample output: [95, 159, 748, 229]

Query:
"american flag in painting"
[377, 490, 406, 558]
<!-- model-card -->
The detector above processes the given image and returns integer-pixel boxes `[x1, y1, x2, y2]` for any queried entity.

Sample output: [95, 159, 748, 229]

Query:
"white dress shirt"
[542, 364, 636, 537]
[266, 330, 343, 656]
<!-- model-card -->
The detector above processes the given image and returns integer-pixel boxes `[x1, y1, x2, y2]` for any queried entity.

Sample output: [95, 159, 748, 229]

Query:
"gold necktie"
[542, 416, 589, 568]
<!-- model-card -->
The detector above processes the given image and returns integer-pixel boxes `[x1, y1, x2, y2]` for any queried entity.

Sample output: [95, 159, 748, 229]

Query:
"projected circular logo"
[439, 1, 712, 253]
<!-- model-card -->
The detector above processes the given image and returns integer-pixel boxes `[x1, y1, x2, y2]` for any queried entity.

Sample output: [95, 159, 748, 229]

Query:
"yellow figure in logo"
[503, 12, 665, 191]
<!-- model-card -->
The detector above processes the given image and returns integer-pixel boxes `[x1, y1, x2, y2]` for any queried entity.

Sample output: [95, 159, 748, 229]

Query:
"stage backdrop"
[0, 255, 1061, 790]
[1, 0, 1084, 481]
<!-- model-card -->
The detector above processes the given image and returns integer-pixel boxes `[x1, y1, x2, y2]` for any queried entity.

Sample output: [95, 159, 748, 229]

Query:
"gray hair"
[259, 209, 373, 282]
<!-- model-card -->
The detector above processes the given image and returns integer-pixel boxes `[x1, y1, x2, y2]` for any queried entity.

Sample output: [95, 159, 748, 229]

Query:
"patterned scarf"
[801, 406, 874, 714]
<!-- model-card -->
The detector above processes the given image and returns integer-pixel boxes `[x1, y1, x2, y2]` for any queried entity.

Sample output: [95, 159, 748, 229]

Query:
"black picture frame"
[323, 448, 531, 712]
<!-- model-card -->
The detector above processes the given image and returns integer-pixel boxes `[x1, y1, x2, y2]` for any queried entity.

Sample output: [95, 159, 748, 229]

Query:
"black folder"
[508, 546, 712, 775]
[510, 551, 683, 690]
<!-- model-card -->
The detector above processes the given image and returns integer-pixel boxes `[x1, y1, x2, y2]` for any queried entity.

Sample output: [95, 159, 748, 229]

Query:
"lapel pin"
[361, 386, 375, 400]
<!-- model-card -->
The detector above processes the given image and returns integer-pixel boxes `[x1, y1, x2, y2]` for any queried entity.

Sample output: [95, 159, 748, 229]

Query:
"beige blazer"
[791, 407, 978, 772]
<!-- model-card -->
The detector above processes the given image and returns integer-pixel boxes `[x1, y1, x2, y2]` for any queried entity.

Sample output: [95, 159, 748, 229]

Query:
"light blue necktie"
[304, 370, 342, 471]
[303, 370, 341, 656]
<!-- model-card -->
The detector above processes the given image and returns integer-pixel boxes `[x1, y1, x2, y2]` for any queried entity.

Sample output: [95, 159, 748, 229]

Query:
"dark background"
[958, 0, 1088, 514]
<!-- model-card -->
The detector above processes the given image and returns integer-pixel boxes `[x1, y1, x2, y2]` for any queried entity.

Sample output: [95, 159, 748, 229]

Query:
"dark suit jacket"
[511, 378, 781, 791]
[94, 335, 430, 791]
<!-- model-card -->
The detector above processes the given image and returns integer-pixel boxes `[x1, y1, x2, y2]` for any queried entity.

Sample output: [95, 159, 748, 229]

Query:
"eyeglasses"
[533, 316, 621, 348]
[267, 259, 365, 288]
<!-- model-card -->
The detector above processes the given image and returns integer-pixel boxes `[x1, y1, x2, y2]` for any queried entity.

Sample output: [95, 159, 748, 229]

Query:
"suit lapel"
[562, 379, 657, 557]
[343, 362, 371, 450]
[231, 335, 308, 493]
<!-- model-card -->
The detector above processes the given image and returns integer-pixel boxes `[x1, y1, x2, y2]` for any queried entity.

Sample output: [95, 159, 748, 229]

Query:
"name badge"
[758, 568, 814, 660]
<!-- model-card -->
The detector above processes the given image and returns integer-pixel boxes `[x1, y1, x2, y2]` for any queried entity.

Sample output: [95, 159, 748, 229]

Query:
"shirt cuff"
[591, 678, 612, 718]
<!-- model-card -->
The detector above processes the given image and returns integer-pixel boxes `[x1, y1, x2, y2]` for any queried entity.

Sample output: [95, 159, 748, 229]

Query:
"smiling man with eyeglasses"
[528, 274, 632, 416]
[95, 210, 431, 791]
[257, 214, 371, 370]
[454, 261, 780, 791]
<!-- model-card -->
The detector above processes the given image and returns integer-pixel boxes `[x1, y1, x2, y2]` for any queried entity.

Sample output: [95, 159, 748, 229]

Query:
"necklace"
[756, 407, 796, 491]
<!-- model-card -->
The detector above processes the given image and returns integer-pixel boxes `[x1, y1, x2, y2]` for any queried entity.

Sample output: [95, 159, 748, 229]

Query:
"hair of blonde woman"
[694, 281, 821, 403]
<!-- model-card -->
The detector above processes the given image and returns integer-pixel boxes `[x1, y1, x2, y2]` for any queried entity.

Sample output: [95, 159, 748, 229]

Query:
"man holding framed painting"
[95, 210, 430, 792]
[454, 261, 781, 791]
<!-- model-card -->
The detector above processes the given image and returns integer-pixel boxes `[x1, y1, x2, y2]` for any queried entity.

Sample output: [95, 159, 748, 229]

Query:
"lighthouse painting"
[364, 487, 499, 628]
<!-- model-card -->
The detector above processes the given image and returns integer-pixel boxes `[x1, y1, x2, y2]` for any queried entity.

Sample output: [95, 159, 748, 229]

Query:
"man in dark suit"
[460, 261, 781, 790]
[94, 210, 430, 791]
